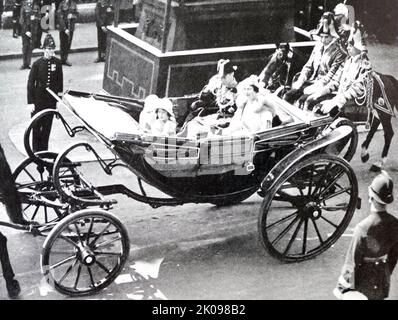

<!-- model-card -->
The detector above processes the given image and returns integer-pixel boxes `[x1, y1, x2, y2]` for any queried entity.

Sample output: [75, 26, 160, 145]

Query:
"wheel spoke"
[283, 218, 304, 256]
[302, 218, 308, 255]
[307, 165, 315, 196]
[317, 169, 345, 198]
[73, 265, 82, 290]
[86, 218, 95, 245]
[93, 235, 122, 249]
[320, 215, 339, 229]
[44, 206, 49, 224]
[311, 219, 324, 244]
[73, 223, 84, 244]
[271, 215, 300, 246]
[95, 260, 111, 275]
[49, 254, 76, 270]
[58, 256, 79, 284]
[89, 222, 112, 247]
[320, 204, 348, 211]
[23, 167, 36, 182]
[87, 266, 95, 288]
[93, 251, 122, 257]
[266, 211, 298, 230]
[31, 206, 40, 221]
[321, 188, 352, 202]
[59, 235, 80, 249]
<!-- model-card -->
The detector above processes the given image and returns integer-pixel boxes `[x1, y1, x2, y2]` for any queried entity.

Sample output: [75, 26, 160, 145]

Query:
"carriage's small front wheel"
[41, 209, 130, 296]
[258, 154, 358, 262]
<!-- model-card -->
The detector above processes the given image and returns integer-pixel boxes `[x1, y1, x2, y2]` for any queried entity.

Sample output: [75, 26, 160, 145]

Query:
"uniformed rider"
[95, 0, 113, 63]
[283, 12, 346, 107]
[314, 21, 372, 117]
[334, 171, 398, 300]
[27, 34, 63, 152]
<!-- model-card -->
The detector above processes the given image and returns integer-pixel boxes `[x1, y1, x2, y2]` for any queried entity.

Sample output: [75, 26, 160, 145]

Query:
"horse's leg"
[379, 111, 394, 165]
[361, 114, 381, 163]
[0, 232, 21, 299]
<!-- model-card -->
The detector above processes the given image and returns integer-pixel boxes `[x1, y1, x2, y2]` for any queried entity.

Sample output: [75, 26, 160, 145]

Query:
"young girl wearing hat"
[334, 171, 398, 300]
[151, 98, 177, 136]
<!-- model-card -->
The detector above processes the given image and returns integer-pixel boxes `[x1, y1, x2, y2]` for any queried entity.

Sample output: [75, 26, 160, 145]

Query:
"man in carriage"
[282, 12, 346, 108]
[311, 21, 372, 118]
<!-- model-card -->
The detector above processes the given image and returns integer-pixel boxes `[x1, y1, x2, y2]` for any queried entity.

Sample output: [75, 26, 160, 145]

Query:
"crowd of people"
[10, 0, 114, 69]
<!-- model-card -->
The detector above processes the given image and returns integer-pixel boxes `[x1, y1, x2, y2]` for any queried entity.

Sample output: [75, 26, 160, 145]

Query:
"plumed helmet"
[369, 170, 394, 205]
[348, 21, 367, 52]
[334, 3, 349, 19]
[42, 33, 56, 49]
[156, 98, 174, 118]
[217, 59, 238, 77]
[315, 12, 340, 38]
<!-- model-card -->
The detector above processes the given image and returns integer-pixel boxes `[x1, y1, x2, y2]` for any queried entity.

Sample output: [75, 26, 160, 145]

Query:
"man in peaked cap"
[283, 12, 346, 107]
[334, 171, 398, 300]
[27, 33, 63, 152]
[316, 21, 372, 117]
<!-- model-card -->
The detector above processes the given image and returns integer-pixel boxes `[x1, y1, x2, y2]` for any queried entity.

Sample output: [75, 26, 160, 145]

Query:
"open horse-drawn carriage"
[3, 88, 360, 297]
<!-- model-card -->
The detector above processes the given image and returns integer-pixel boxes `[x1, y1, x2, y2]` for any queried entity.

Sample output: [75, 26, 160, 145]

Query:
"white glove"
[65, 29, 70, 35]
[27, 104, 35, 113]
[101, 26, 107, 32]
[291, 80, 302, 90]
[320, 99, 339, 115]
[25, 31, 32, 38]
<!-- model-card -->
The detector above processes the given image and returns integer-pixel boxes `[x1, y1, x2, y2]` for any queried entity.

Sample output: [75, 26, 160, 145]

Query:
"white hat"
[342, 291, 368, 300]
[348, 21, 367, 51]
[143, 94, 160, 113]
[156, 98, 174, 118]
[334, 3, 349, 19]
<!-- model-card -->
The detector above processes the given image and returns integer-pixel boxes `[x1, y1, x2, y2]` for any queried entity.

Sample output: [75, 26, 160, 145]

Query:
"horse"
[0, 143, 23, 298]
[360, 72, 398, 171]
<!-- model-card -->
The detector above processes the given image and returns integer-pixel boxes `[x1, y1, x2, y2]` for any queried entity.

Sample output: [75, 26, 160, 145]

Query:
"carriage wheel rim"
[259, 154, 357, 262]
[41, 210, 130, 296]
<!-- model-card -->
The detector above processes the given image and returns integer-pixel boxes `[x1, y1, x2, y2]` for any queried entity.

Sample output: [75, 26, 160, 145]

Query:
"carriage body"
[9, 89, 359, 297]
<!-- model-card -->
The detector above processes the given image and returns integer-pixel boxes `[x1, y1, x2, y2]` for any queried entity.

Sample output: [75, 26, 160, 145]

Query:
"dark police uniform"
[57, 0, 78, 65]
[95, 0, 113, 62]
[20, 0, 40, 69]
[12, 0, 23, 38]
[27, 51, 63, 152]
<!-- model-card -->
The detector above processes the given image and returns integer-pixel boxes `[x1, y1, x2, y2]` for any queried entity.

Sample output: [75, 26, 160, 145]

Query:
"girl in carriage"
[151, 98, 177, 136]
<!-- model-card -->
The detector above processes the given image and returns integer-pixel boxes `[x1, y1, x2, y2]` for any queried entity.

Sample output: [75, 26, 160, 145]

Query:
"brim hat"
[156, 98, 174, 118]
[315, 12, 340, 38]
[368, 170, 394, 205]
[143, 94, 160, 113]
[348, 21, 367, 51]
[42, 34, 56, 49]
[217, 59, 238, 77]
[240, 75, 261, 91]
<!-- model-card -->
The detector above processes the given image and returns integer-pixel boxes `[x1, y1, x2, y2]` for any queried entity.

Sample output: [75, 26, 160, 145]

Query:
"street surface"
[1, 46, 398, 300]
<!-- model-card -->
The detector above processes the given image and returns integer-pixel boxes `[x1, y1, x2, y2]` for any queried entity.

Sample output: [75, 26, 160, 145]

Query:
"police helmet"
[369, 170, 394, 205]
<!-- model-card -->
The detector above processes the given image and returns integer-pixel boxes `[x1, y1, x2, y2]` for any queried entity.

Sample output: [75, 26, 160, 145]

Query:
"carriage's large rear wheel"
[41, 209, 130, 296]
[12, 152, 70, 224]
[258, 154, 358, 262]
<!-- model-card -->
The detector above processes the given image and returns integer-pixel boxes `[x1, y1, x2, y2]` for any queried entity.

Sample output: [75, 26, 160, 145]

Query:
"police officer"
[283, 12, 346, 107]
[334, 171, 398, 300]
[27, 34, 63, 152]
[12, 0, 22, 38]
[19, 0, 38, 69]
[94, 0, 113, 63]
[57, 0, 78, 66]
